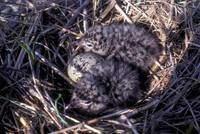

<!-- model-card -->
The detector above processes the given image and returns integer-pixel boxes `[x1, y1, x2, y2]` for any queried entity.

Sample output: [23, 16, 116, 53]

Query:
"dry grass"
[0, 0, 200, 133]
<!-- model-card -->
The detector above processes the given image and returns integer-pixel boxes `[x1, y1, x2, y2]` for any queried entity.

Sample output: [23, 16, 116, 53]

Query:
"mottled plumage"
[69, 74, 110, 114]
[69, 59, 142, 114]
[77, 23, 162, 70]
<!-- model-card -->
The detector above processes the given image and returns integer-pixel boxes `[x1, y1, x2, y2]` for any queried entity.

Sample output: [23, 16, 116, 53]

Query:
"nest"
[0, 0, 200, 133]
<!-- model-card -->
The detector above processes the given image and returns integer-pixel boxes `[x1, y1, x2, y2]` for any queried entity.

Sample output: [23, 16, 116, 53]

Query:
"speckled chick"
[77, 23, 162, 70]
[69, 59, 142, 114]
[69, 74, 110, 114]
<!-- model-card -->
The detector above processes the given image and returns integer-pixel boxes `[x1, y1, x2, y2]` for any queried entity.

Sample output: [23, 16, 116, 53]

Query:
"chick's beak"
[65, 98, 78, 111]
[75, 44, 83, 52]
[73, 45, 84, 56]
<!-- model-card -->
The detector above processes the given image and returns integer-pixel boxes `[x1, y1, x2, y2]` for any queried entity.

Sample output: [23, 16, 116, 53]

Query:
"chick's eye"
[86, 43, 93, 48]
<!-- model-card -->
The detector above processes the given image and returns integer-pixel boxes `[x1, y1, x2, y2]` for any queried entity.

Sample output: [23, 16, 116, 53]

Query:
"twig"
[12, 14, 41, 77]
[182, 97, 200, 131]
[113, 0, 132, 23]
[142, 111, 148, 134]
[81, 0, 88, 33]
[64, 0, 90, 28]
[51, 99, 159, 134]
[63, 115, 102, 134]
[167, 0, 175, 27]
[121, 115, 139, 134]
[50, 120, 102, 134]
[99, 0, 116, 20]
[147, 68, 171, 96]
[88, 99, 159, 122]
[105, 119, 133, 130]
[35, 51, 74, 86]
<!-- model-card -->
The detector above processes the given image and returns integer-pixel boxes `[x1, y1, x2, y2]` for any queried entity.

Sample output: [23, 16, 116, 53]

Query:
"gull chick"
[76, 23, 162, 70]
[69, 59, 142, 114]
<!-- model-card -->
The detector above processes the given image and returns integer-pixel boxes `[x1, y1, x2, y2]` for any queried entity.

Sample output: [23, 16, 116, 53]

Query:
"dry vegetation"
[0, 0, 200, 133]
